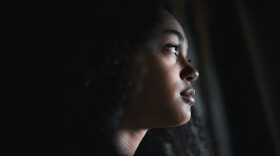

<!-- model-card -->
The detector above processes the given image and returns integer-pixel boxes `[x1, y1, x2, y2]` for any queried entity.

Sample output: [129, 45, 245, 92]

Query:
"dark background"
[5, 0, 279, 155]
[181, 0, 280, 155]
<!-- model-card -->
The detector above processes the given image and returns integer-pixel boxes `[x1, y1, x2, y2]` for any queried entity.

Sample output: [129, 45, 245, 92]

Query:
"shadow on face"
[121, 9, 199, 130]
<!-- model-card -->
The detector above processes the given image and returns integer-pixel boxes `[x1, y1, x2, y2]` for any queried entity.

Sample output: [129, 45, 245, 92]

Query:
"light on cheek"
[166, 56, 177, 65]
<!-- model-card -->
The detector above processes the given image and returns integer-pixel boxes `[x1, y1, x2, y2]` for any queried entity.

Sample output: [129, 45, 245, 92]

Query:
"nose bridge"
[179, 58, 199, 83]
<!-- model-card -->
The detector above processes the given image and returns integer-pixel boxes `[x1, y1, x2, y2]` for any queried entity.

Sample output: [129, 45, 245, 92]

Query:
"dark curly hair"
[49, 0, 210, 155]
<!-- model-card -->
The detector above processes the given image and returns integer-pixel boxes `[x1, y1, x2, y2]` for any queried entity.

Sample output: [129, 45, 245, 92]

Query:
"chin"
[177, 115, 191, 126]
[174, 105, 191, 125]
[164, 112, 191, 127]
[178, 108, 192, 124]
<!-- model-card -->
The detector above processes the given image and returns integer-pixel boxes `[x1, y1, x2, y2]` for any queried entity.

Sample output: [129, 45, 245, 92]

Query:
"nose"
[180, 63, 199, 84]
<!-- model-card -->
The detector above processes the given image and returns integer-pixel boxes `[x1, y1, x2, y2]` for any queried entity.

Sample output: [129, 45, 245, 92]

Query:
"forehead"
[156, 10, 188, 46]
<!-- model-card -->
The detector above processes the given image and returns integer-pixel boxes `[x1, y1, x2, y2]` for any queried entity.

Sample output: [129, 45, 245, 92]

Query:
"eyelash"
[163, 43, 192, 63]
[164, 43, 180, 56]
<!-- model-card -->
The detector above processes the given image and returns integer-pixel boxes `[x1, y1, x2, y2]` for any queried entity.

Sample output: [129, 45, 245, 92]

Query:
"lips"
[180, 88, 195, 106]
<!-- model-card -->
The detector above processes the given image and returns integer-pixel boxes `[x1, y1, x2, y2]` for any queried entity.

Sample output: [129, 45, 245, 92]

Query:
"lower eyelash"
[163, 43, 181, 56]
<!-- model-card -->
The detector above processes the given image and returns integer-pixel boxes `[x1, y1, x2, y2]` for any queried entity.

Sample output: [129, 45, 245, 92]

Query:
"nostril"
[187, 76, 193, 82]
[186, 71, 199, 83]
[180, 66, 199, 83]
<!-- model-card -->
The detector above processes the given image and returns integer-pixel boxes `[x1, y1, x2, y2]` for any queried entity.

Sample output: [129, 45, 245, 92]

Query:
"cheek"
[151, 64, 192, 125]
[158, 71, 179, 100]
[131, 56, 180, 107]
[128, 53, 191, 127]
[147, 60, 179, 97]
[160, 63, 181, 95]
[146, 63, 182, 110]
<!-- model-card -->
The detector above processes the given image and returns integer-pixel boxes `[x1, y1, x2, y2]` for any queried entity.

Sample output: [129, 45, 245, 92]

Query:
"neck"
[114, 127, 147, 156]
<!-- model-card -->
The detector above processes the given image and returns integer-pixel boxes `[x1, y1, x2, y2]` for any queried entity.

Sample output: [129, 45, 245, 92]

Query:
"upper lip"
[180, 87, 195, 106]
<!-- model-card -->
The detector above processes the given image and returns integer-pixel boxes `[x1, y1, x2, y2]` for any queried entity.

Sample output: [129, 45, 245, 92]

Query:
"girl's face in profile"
[123, 10, 199, 129]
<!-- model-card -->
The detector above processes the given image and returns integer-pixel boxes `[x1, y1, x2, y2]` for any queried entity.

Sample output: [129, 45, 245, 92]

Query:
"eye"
[163, 43, 180, 56]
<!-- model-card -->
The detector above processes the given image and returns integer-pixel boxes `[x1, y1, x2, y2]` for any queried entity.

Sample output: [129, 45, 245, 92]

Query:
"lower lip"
[181, 96, 195, 106]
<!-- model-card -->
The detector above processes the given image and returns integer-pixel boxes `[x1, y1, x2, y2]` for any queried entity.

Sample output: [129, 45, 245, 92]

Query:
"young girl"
[60, 0, 199, 155]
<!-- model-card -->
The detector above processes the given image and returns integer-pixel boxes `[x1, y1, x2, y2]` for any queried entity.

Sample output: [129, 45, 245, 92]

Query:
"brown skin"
[115, 10, 199, 156]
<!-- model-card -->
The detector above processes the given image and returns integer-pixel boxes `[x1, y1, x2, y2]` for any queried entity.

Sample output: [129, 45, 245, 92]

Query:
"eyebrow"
[162, 29, 189, 55]
[162, 29, 184, 42]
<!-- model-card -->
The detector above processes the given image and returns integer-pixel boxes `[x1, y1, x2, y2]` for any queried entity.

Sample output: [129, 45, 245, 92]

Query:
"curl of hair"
[59, 0, 172, 155]
[55, 0, 210, 155]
